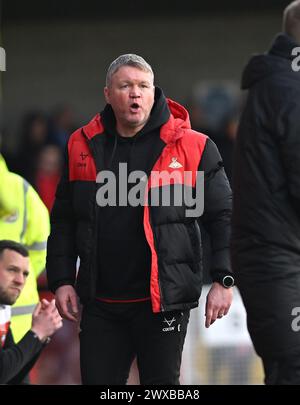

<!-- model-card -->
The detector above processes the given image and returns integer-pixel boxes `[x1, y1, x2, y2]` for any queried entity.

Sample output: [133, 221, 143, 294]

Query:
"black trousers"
[79, 300, 190, 385]
[263, 352, 300, 385]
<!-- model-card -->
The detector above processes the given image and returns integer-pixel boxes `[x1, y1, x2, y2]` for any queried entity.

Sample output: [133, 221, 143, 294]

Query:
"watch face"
[223, 275, 234, 288]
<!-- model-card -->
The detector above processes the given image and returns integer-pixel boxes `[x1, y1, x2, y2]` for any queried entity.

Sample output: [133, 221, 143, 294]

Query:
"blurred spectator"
[189, 83, 240, 182]
[49, 104, 77, 151]
[14, 112, 50, 186]
[192, 81, 238, 135]
[35, 145, 63, 212]
[211, 115, 239, 182]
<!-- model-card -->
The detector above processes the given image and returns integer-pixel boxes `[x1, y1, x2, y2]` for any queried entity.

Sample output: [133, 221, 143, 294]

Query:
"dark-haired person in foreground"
[0, 240, 62, 384]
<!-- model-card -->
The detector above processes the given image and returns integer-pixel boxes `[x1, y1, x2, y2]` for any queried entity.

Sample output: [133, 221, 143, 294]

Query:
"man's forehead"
[0, 249, 29, 267]
[113, 66, 153, 80]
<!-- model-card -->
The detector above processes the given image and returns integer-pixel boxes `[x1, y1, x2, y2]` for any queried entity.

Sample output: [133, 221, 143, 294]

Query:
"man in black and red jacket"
[47, 54, 234, 385]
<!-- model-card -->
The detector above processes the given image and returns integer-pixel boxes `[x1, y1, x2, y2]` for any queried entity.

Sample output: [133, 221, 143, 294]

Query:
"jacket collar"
[82, 98, 191, 145]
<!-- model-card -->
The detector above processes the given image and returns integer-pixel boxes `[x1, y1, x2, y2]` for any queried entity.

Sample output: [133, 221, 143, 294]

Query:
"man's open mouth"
[130, 103, 140, 111]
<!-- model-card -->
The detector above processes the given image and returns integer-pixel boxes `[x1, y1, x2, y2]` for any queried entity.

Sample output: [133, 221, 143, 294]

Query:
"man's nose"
[14, 273, 25, 286]
[130, 85, 141, 98]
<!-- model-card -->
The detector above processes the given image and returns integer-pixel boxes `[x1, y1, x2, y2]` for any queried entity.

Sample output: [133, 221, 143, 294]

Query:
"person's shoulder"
[177, 129, 209, 156]
[5, 170, 25, 188]
[261, 68, 299, 94]
[68, 127, 84, 143]
[184, 128, 208, 141]
[249, 70, 298, 114]
[186, 129, 209, 149]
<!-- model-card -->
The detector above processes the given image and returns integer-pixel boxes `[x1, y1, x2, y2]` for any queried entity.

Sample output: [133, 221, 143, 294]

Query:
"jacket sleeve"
[24, 183, 50, 278]
[0, 329, 43, 384]
[46, 146, 77, 293]
[198, 138, 233, 280]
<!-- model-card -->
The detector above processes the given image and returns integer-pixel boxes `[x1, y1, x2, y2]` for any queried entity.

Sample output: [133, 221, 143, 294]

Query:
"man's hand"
[205, 282, 233, 328]
[55, 285, 79, 322]
[31, 299, 63, 342]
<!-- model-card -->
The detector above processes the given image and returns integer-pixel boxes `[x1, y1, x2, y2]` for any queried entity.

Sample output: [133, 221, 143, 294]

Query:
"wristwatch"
[213, 273, 235, 288]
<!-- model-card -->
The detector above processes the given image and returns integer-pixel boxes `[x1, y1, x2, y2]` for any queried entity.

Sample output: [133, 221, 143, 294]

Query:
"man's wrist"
[51, 280, 74, 294]
[30, 329, 51, 344]
[212, 272, 235, 288]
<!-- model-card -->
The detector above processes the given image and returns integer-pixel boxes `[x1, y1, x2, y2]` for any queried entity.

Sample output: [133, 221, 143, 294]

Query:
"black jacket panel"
[199, 139, 233, 280]
[232, 33, 300, 357]
[232, 33, 300, 278]
[47, 150, 78, 292]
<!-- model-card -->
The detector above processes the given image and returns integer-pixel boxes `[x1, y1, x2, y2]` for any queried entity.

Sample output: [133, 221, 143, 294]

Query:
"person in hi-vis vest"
[0, 154, 50, 342]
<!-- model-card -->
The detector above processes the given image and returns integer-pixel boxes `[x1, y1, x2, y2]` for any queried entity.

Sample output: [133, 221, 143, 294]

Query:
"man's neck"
[116, 123, 145, 138]
[285, 30, 300, 45]
[116, 128, 139, 138]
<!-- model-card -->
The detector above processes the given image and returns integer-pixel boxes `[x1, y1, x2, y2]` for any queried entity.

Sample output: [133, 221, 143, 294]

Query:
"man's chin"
[0, 294, 17, 306]
[127, 118, 148, 128]
[127, 118, 142, 126]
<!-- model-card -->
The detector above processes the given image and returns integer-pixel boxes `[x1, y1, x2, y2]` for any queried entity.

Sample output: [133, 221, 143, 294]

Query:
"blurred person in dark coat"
[14, 112, 50, 186]
[232, 0, 300, 385]
[49, 105, 77, 151]
[35, 145, 63, 212]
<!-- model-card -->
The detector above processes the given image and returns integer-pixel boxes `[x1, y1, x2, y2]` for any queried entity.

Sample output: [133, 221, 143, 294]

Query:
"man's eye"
[8, 268, 17, 273]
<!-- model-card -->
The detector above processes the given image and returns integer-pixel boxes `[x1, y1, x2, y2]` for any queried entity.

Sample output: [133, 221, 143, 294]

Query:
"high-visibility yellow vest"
[0, 154, 50, 342]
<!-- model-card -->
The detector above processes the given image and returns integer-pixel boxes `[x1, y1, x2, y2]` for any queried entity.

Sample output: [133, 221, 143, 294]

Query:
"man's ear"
[104, 87, 110, 104]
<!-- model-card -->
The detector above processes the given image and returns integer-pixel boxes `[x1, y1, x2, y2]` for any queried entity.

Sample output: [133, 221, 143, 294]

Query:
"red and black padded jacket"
[47, 98, 232, 312]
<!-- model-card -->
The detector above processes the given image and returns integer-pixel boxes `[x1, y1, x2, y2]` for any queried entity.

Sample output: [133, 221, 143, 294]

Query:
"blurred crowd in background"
[2, 105, 76, 211]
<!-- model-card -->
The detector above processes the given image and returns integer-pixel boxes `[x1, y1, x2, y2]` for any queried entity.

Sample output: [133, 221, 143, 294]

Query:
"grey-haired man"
[47, 54, 233, 384]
